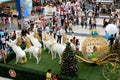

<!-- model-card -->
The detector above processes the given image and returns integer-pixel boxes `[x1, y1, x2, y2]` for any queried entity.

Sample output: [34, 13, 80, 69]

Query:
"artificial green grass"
[7, 50, 105, 80]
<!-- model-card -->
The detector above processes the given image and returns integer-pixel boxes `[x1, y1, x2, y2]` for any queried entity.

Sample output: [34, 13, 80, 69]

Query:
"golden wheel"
[102, 62, 120, 80]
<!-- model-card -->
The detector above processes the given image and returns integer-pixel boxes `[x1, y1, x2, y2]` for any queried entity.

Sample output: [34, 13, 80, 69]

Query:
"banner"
[16, 0, 32, 18]
[44, 7, 56, 16]
[1, 0, 11, 3]
[93, 0, 113, 2]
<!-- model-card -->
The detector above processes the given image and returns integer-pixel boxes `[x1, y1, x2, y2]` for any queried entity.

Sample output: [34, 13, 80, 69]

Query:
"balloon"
[105, 24, 119, 35]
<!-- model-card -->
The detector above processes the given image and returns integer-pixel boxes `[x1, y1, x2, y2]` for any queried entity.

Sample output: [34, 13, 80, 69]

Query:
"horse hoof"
[36, 62, 37, 64]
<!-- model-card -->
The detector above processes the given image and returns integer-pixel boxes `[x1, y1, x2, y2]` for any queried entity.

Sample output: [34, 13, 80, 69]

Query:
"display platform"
[0, 47, 119, 80]
[0, 46, 80, 80]
[0, 48, 105, 80]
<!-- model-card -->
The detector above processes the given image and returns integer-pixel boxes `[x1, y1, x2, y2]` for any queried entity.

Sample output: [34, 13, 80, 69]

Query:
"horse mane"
[16, 36, 22, 46]
[62, 32, 68, 44]
[49, 34, 56, 42]
[0, 49, 7, 64]
[34, 30, 41, 41]
[25, 37, 32, 48]
[42, 32, 48, 41]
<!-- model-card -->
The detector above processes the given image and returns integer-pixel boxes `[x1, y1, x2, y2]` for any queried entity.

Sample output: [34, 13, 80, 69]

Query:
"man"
[108, 34, 115, 47]
[45, 25, 50, 34]
[1, 35, 6, 50]
[38, 27, 42, 41]
[57, 27, 62, 44]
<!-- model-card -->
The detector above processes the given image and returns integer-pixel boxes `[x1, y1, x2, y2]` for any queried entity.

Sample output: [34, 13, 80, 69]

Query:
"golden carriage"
[76, 29, 119, 65]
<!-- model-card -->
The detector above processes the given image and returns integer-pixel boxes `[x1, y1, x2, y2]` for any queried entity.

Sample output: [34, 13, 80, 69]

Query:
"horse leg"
[38, 56, 41, 62]
[48, 48, 51, 54]
[29, 53, 32, 59]
[33, 54, 39, 64]
[15, 56, 19, 64]
[43, 44, 46, 50]
[58, 53, 62, 64]
[54, 52, 57, 59]
[51, 50, 54, 60]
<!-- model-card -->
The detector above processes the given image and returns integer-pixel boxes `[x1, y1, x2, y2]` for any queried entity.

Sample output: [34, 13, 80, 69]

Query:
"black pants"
[61, 19, 64, 26]
[65, 25, 68, 33]
[53, 33, 56, 39]
[57, 35, 62, 44]
[93, 24, 96, 29]
[2, 43, 6, 50]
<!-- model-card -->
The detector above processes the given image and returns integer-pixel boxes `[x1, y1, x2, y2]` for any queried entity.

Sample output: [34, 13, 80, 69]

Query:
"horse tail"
[19, 56, 27, 64]
[23, 56, 27, 63]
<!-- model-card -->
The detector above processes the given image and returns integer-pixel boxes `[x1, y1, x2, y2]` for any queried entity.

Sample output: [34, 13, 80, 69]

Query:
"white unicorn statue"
[42, 31, 76, 64]
[24, 37, 42, 64]
[26, 32, 42, 48]
[6, 39, 27, 64]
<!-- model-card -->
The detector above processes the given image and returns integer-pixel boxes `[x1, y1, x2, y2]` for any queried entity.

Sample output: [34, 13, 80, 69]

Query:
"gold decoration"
[42, 32, 48, 41]
[34, 30, 41, 41]
[19, 56, 27, 64]
[0, 49, 7, 64]
[81, 36, 109, 58]
[25, 37, 32, 48]
[16, 36, 22, 46]
[50, 43, 57, 48]
[62, 32, 68, 44]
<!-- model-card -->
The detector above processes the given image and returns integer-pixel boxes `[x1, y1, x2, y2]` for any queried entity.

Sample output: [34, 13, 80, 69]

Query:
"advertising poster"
[0, 0, 11, 3]
[16, 0, 32, 18]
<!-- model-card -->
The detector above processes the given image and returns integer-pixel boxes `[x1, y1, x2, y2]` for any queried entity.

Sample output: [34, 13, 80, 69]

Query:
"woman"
[93, 46, 97, 53]
[68, 21, 73, 32]
[103, 18, 108, 28]
[72, 37, 76, 45]
[92, 18, 97, 29]
[89, 18, 92, 29]
[46, 69, 52, 80]
[75, 39, 80, 52]
[53, 27, 57, 39]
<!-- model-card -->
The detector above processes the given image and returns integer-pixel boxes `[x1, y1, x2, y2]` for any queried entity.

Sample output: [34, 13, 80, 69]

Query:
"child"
[75, 39, 80, 52]
[72, 32, 75, 38]
[68, 21, 73, 32]
[53, 74, 59, 80]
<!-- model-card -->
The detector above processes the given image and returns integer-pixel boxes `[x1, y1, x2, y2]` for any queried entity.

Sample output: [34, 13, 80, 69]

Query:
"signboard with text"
[93, 0, 113, 2]
[16, 0, 32, 18]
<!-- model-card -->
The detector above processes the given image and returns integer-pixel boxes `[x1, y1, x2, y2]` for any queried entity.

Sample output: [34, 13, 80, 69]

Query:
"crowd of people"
[0, 0, 120, 56]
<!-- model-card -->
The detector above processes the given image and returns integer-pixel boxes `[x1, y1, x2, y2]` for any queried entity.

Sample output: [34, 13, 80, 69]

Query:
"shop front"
[93, 0, 114, 14]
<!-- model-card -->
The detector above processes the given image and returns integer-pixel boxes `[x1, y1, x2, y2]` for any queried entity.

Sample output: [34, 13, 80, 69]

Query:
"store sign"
[93, 0, 113, 2]
[44, 7, 56, 16]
